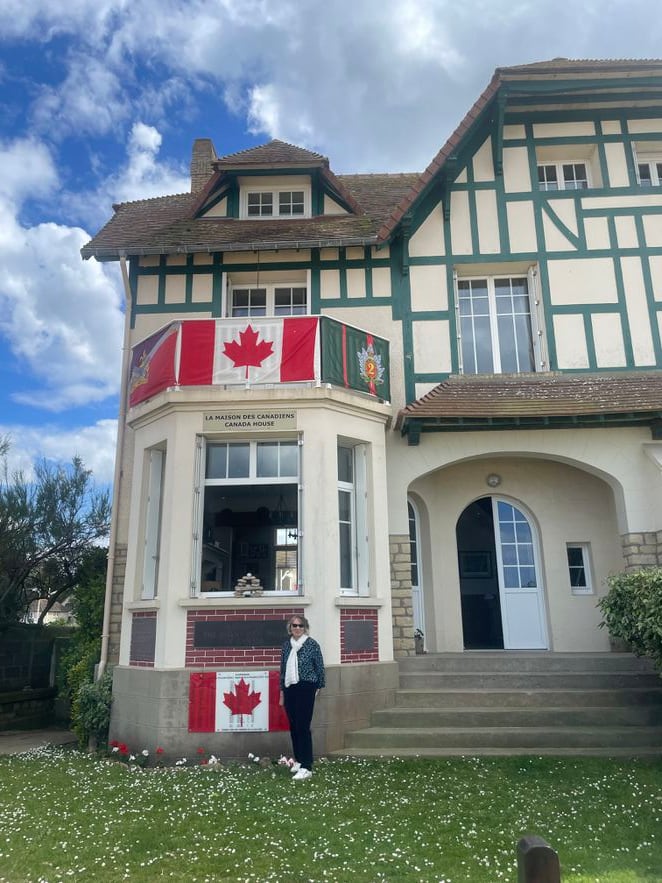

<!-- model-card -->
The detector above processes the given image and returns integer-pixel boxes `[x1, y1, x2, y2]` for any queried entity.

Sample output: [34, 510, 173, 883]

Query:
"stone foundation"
[109, 661, 398, 761]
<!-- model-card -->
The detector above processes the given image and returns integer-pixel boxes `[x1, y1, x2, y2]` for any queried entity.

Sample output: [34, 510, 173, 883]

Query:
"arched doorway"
[456, 497, 548, 650]
[408, 499, 425, 643]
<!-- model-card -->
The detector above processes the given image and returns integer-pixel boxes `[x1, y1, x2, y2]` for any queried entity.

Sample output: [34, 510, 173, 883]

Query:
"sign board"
[203, 410, 297, 432]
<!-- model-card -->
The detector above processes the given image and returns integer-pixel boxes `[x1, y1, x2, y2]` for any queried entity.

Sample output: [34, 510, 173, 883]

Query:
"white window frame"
[537, 161, 589, 191]
[636, 156, 662, 187]
[142, 448, 165, 600]
[241, 188, 309, 219]
[228, 282, 309, 317]
[337, 442, 369, 596]
[455, 269, 547, 375]
[567, 542, 594, 595]
[192, 438, 301, 597]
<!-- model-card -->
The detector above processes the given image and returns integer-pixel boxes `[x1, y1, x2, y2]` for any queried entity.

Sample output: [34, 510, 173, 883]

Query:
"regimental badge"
[357, 343, 385, 386]
[129, 349, 150, 395]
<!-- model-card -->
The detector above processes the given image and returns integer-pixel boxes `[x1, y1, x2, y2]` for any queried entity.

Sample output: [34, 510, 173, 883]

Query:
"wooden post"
[517, 835, 561, 883]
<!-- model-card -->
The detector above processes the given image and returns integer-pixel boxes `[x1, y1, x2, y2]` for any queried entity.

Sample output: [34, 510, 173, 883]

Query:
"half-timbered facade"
[83, 59, 662, 756]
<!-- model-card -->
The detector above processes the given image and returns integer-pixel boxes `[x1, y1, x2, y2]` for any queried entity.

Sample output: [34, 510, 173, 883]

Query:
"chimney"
[190, 138, 217, 193]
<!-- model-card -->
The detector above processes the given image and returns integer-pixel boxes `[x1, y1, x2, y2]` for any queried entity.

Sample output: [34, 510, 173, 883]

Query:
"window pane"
[279, 442, 298, 476]
[206, 444, 227, 479]
[227, 444, 249, 477]
[339, 523, 353, 588]
[338, 489, 352, 522]
[538, 165, 558, 190]
[338, 446, 353, 483]
[639, 163, 652, 186]
[256, 443, 278, 477]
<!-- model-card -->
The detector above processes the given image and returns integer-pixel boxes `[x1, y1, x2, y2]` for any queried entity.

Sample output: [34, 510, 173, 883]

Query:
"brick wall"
[185, 608, 303, 667]
[340, 608, 379, 662]
[389, 534, 416, 657]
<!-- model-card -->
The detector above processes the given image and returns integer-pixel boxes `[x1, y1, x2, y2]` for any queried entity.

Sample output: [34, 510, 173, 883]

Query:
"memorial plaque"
[130, 616, 156, 662]
[344, 620, 376, 653]
[194, 619, 287, 649]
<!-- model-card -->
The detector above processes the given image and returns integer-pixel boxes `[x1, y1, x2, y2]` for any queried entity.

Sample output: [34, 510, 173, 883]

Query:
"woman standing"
[279, 615, 325, 781]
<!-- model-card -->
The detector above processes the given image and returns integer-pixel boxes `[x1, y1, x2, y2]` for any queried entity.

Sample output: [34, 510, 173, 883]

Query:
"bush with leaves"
[72, 668, 113, 748]
[598, 567, 662, 671]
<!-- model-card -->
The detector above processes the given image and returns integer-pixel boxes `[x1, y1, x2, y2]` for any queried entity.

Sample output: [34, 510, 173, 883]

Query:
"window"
[198, 440, 299, 594]
[142, 448, 165, 599]
[538, 162, 589, 191]
[567, 543, 593, 595]
[337, 443, 369, 594]
[245, 189, 305, 217]
[637, 159, 662, 187]
[456, 273, 543, 374]
[230, 285, 308, 317]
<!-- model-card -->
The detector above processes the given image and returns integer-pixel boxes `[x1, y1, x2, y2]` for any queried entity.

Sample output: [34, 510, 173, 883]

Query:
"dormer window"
[230, 285, 308, 317]
[637, 159, 662, 187]
[538, 162, 589, 191]
[245, 189, 306, 217]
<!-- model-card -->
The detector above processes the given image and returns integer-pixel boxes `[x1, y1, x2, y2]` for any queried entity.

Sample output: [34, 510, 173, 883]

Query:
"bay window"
[337, 442, 369, 595]
[196, 439, 300, 594]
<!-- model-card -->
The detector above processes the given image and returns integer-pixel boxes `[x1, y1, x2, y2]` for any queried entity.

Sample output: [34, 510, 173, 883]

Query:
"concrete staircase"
[341, 652, 662, 757]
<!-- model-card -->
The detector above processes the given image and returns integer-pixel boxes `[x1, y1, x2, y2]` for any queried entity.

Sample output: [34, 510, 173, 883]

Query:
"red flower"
[156, 746, 165, 755]
[118, 743, 128, 754]
[197, 747, 206, 755]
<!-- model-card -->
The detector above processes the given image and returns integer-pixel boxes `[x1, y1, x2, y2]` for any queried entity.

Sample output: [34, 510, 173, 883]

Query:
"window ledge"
[180, 596, 310, 609]
[127, 600, 161, 611]
[333, 596, 384, 608]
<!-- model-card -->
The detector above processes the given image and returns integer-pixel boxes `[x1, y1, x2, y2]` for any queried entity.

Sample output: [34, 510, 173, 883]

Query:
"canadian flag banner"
[129, 315, 389, 405]
[178, 317, 320, 387]
[188, 670, 289, 733]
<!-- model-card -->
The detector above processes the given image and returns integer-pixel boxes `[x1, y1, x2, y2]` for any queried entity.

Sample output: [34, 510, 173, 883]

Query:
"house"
[82, 58, 662, 757]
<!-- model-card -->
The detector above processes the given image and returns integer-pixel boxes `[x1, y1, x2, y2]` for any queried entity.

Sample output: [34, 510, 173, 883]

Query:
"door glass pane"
[497, 501, 537, 591]
[279, 442, 298, 476]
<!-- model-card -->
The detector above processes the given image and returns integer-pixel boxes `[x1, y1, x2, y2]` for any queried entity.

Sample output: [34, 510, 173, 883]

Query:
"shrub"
[72, 668, 113, 748]
[598, 567, 662, 671]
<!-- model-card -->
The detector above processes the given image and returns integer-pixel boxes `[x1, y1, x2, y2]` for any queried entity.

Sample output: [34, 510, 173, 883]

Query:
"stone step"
[345, 725, 662, 750]
[372, 705, 662, 728]
[399, 652, 656, 674]
[399, 671, 661, 690]
[395, 687, 662, 708]
[331, 746, 662, 758]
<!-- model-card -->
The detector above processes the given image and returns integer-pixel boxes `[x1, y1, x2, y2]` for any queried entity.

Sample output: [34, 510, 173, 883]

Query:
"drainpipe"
[97, 255, 133, 680]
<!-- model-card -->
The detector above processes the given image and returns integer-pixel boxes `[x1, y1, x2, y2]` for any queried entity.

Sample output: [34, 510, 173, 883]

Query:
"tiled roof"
[377, 58, 662, 242]
[81, 173, 419, 260]
[214, 139, 328, 168]
[398, 372, 662, 424]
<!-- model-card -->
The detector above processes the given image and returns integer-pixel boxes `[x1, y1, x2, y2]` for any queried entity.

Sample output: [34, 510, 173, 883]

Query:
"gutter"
[97, 255, 133, 680]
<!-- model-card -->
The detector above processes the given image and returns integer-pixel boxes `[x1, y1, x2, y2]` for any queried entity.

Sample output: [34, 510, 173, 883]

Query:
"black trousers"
[283, 682, 317, 770]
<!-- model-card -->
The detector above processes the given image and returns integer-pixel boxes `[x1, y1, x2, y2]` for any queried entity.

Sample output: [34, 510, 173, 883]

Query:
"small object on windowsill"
[234, 573, 264, 597]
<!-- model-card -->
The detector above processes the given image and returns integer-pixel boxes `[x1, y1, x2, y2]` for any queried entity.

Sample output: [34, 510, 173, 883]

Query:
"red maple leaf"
[223, 325, 274, 379]
[223, 678, 262, 718]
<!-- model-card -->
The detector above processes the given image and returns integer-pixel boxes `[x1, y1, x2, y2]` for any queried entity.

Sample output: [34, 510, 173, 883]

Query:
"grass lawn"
[0, 747, 660, 882]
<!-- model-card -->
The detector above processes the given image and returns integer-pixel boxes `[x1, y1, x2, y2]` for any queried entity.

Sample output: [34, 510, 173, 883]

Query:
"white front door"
[492, 499, 548, 650]
[408, 501, 426, 646]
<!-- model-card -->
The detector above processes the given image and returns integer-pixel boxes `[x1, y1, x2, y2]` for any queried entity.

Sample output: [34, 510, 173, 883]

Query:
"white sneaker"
[292, 767, 312, 781]
[290, 762, 301, 774]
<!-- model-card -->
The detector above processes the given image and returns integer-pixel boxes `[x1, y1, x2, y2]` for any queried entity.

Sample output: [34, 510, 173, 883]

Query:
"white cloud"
[0, 419, 117, 484]
[31, 53, 129, 139]
[0, 137, 124, 411]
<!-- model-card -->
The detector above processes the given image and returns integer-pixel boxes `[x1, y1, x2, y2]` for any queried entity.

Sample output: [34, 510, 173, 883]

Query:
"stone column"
[620, 531, 660, 570]
[389, 534, 415, 657]
[109, 543, 127, 664]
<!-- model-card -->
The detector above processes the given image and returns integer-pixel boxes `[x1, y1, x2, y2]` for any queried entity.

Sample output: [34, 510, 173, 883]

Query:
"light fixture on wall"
[486, 473, 502, 488]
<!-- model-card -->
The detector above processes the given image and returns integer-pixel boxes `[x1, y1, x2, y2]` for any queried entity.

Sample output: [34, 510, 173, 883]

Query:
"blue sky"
[1, 0, 662, 483]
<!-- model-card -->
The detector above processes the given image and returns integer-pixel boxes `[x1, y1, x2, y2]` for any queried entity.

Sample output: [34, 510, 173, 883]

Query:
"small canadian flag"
[188, 671, 289, 733]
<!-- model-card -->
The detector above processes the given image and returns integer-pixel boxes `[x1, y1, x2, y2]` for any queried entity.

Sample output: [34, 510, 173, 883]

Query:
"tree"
[0, 437, 111, 624]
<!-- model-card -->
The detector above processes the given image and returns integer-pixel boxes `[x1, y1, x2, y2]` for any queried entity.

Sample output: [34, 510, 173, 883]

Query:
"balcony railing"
[129, 315, 390, 407]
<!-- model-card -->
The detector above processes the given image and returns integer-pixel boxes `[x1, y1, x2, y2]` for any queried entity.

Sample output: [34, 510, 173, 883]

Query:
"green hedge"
[598, 567, 662, 671]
